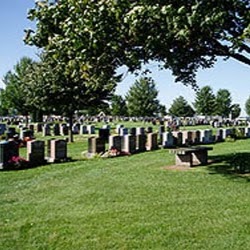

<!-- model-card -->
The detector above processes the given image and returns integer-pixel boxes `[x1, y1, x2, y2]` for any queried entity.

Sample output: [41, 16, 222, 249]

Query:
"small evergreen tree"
[126, 77, 161, 117]
[169, 96, 195, 117]
[194, 86, 216, 116]
[215, 89, 232, 117]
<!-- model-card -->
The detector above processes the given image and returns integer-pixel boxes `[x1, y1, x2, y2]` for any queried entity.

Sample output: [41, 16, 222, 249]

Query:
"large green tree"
[25, 0, 250, 88]
[23, 55, 115, 142]
[245, 96, 250, 116]
[126, 77, 161, 117]
[194, 86, 216, 116]
[215, 89, 232, 117]
[168, 96, 195, 117]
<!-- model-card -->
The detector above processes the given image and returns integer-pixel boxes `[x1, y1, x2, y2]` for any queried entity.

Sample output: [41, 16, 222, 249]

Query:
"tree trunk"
[68, 113, 74, 143]
[25, 115, 29, 127]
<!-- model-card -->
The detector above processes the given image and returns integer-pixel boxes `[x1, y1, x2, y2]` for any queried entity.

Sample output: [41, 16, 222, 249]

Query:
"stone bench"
[169, 146, 213, 167]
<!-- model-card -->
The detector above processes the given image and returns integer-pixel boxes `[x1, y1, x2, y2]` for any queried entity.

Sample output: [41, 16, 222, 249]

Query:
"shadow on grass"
[207, 152, 250, 181]
[1, 158, 77, 172]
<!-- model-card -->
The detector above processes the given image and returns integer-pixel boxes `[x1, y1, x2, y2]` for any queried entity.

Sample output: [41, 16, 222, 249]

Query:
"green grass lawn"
[1, 133, 250, 249]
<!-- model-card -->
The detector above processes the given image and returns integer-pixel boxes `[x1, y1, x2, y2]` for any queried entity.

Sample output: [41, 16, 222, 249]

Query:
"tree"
[245, 96, 250, 116]
[126, 77, 161, 117]
[230, 104, 241, 119]
[0, 88, 8, 116]
[1, 57, 42, 121]
[168, 96, 195, 117]
[23, 55, 116, 142]
[215, 89, 232, 117]
[110, 95, 128, 116]
[25, 1, 250, 88]
[194, 86, 216, 116]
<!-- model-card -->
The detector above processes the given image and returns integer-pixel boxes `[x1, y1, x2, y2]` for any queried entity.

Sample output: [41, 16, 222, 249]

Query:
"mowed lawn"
[1, 137, 250, 250]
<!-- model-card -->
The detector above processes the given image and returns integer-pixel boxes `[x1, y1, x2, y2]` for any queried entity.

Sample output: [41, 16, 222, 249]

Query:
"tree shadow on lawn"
[207, 152, 250, 181]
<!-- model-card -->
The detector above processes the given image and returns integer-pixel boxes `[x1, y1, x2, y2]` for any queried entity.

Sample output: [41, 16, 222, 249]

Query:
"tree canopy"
[25, 0, 250, 88]
[1, 57, 38, 117]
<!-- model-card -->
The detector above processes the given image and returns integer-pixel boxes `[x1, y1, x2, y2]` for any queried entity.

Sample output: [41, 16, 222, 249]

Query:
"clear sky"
[1, 1, 250, 116]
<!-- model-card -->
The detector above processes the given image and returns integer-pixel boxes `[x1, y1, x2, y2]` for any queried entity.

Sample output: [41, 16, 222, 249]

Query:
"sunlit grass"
[1, 126, 250, 249]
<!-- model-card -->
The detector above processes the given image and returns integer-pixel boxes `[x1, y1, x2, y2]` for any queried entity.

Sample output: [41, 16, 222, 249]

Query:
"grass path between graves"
[1, 138, 250, 249]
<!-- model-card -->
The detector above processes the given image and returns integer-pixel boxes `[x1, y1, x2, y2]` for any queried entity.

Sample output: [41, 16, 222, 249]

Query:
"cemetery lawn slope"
[1, 139, 250, 249]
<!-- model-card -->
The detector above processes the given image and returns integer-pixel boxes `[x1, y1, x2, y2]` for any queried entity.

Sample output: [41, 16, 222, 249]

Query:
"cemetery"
[1, 118, 250, 249]
[1, 0, 250, 248]
[0, 118, 250, 171]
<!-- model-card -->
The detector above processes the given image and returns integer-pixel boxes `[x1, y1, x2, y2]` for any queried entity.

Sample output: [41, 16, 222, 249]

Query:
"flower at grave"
[7, 156, 29, 169]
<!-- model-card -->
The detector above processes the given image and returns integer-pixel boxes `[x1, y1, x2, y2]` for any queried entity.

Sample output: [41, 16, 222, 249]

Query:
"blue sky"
[1, 1, 250, 116]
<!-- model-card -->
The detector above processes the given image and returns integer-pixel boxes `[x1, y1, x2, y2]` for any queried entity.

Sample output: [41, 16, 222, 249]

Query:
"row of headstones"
[89, 127, 250, 155]
[0, 139, 68, 170]
[40, 123, 96, 136]
[88, 133, 159, 155]
[161, 127, 250, 147]
[5, 123, 96, 137]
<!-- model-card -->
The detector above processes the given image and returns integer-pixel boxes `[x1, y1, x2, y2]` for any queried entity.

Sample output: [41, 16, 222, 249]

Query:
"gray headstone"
[27, 140, 45, 165]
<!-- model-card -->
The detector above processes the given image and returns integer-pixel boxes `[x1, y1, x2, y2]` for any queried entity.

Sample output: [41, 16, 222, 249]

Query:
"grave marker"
[27, 140, 45, 166]
[146, 133, 158, 151]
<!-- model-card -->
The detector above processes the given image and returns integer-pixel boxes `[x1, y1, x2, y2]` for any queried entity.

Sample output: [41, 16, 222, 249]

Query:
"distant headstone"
[6, 127, 16, 139]
[136, 127, 145, 135]
[192, 130, 201, 144]
[216, 129, 224, 142]
[35, 123, 43, 133]
[245, 127, 250, 138]
[200, 129, 214, 144]
[162, 132, 174, 148]
[80, 125, 88, 134]
[60, 124, 69, 136]
[87, 125, 95, 134]
[129, 127, 136, 136]
[99, 128, 110, 143]
[52, 124, 60, 136]
[172, 131, 183, 146]
[42, 124, 51, 136]
[119, 127, 128, 136]
[21, 129, 34, 140]
[0, 124, 7, 135]
[182, 131, 193, 145]
[72, 124, 80, 134]
[116, 124, 124, 134]
[158, 126, 165, 144]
